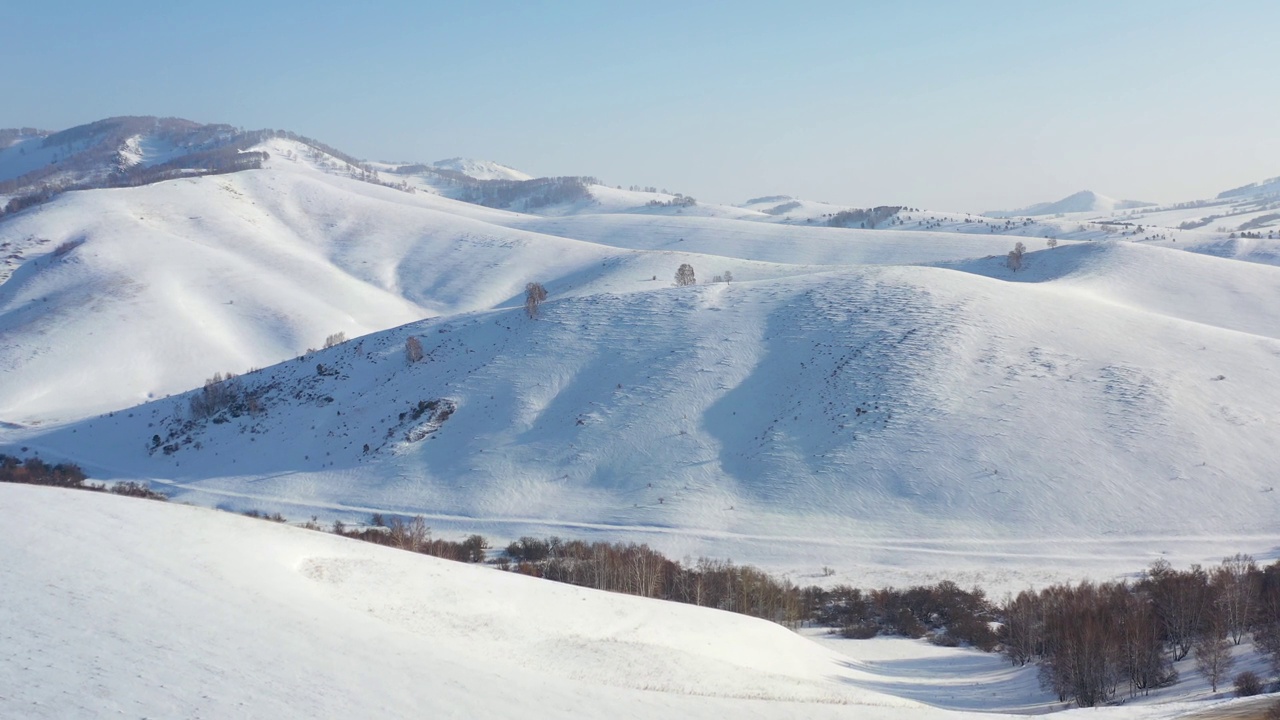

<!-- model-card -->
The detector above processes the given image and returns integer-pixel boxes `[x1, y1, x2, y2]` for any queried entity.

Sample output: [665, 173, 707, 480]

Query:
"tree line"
[0, 454, 167, 500]
[827, 205, 905, 229]
[1003, 556, 1280, 705]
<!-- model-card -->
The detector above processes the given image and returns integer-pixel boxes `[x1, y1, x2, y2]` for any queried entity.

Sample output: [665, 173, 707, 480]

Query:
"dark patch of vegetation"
[0, 454, 166, 501]
[1002, 555, 1280, 706]
[1234, 670, 1263, 697]
[242, 509, 287, 522]
[454, 176, 596, 210]
[187, 371, 263, 421]
[646, 194, 696, 208]
[324, 515, 489, 563]
[811, 582, 997, 649]
[827, 205, 904, 229]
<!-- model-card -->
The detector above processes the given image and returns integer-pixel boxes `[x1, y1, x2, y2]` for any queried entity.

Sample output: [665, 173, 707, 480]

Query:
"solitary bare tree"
[1193, 630, 1233, 692]
[1007, 242, 1027, 271]
[389, 515, 430, 552]
[1213, 554, 1257, 645]
[525, 282, 548, 318]
[405, 336, 424, 363]
[675, 263, 696, 287]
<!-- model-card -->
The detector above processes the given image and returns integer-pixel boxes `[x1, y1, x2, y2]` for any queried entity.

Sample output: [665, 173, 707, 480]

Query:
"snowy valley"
[3, 116, 1280, 718]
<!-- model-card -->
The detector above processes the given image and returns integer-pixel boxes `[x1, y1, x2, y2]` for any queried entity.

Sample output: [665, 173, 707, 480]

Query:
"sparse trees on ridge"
[323, 331, 346, 349]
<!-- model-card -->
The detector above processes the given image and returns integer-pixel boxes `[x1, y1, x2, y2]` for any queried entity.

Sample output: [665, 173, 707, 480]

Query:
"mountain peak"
[986, 189, 1153, 217]
[431, 157, 531, 182]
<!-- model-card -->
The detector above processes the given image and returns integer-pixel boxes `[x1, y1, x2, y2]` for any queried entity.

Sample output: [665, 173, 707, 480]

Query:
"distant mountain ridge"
[431, 157, 532, 182]
[985, 190, 1155, 218]
[1217, 175, 1280, 200]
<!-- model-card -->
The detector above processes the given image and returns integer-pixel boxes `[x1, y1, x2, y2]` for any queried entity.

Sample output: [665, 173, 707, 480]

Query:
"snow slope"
[5, 117, 1280, 588]
[987, 190, 1154, 218]
[1, 128, 1075, 424]
[0, 483, 961, 717]
[0, 483, 1228, 719]
[432, 156, 532, 181]
[2, 139, 822, 422]
[13, 237, 1280, 589]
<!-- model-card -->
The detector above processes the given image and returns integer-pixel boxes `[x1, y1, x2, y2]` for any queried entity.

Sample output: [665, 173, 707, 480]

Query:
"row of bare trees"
[807, 581, 998, 648]
[1, 455, 167, 500]
[505, 536, 806, 625]
[1002, 556, 1280, 706]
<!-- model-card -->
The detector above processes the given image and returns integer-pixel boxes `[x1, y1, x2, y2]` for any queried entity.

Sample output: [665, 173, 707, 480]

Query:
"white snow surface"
[0, 483, 1227, 719]
[431, 156, 532, 181]
[987, 190, 1154, 218]
[3, 133, 1280, 588]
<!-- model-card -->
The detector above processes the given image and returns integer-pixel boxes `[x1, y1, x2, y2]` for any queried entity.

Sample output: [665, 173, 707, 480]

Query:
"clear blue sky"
[5, 1, 1278, 211]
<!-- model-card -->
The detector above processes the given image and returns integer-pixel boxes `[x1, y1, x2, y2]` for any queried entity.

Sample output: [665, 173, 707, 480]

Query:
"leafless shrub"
[525, 282, 548, 319]
[405, 336, 424, 363]
[1233, 671, 1262, 697]
[1194, 631, 1234, 692]
[388, 515, 430, 552]
[53, 239, 83, 256]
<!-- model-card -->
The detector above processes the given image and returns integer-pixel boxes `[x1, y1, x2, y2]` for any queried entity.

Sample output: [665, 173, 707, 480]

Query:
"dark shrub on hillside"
[1233, 671, 1262, 697]
[109, 481, 168, 501]
[0, 454, 166, 500]
[0, 454, 89, 488]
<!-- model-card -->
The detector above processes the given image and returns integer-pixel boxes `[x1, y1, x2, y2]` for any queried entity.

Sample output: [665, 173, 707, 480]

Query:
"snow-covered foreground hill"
[1, 482, 1221, 719]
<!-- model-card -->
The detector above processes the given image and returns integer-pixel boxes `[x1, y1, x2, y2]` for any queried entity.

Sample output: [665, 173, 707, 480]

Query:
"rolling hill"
[2, 116, 1280, 586]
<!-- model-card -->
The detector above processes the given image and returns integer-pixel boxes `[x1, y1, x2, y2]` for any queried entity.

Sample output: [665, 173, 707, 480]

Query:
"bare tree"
[405, 336, 424, 364]
[1193, 630, 1234, 692]
[388, 515, 430, 552]
[1047, 237, 1058, 249]
[1213, 554, 1257, 645]
[723, 270, 733, 283]
[525, 282, 548, 319]
[1142, 559, 1212, 661]
[1007, 241, 1027, 271]
[675, 263, 696, 287]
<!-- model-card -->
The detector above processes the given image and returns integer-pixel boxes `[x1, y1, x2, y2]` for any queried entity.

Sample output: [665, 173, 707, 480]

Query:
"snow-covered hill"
[0, 117, 251, 198]
[1, 482, 1235, 718]
[987, 190, 1154, 218]
[4, 116, 1280, 585]
[12, 238, 1280, 588]
[0, 483, 936, 718]
[432, 156, 532, 181]
[1217, 175, 1280, 201]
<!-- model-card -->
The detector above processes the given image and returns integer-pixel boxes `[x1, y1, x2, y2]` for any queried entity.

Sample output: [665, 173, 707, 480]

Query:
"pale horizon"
[5, 0, 1279, 212]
